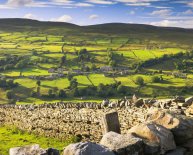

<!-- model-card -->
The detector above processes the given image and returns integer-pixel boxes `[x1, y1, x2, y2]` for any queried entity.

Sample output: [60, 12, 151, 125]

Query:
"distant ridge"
[0, 18, 193, 31]
[0, 18, 79, 27]
[0, 18, 192, 45]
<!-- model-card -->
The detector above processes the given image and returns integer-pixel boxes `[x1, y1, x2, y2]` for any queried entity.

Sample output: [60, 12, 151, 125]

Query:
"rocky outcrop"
[100, 132, 144, 155]
[63, 142, 115, 155]
[128, 123, 176, 154]
[146, 109, 193, 144]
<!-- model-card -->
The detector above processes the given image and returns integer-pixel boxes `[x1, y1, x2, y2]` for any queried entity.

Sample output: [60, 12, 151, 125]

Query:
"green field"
[0, 126, 77, 155]
[0, 19, 192, 104]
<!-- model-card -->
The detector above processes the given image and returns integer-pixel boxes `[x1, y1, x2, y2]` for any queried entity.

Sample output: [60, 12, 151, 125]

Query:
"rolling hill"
[0, 18, 192, 104]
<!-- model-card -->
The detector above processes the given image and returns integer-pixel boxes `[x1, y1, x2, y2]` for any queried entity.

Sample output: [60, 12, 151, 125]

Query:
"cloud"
[7, 0, 32, 7]
[126, 2, 151, 6]
[0, 0, 48, 8]
[51, 15, 73, 22]
[129, 11, 135, 15]
[89, 14, 99, 19]
[0, 0, 93, 8]
[173, 0, 193, 9]
[182, 9, 193, 15]
[86, 0, 116, 5]
[23, 13, 37, 19]
[116, 0, 161, 6]
[75, 3, 94, 7]
[150, 19, 193, 28]
[150, 20, 177, 27]
[150, 9, 172, 17]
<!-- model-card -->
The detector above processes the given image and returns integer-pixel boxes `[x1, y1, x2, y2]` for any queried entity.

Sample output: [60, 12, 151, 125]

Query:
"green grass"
[0, 19, 192, 104]
[0, 126, 77, 155]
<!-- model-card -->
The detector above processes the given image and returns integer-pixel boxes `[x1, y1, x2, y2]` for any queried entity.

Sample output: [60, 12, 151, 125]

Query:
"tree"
[48, 89, 53, 97]
[91, 64, 97, 71]
[59, 89, 66, 98]
[97, 83, 106, 97]
[67, 74, 73, 81]
[109, 60, 116, 67]
[152, 76, 161, 83]
[6, 91, 14, 99]
[71, 88, 79, 97]
[60, 55, 66, 66]
[36, 80, 41, 86]
[0, 79, 6, 88]
[135, 76, 144, 86]
[70, 78, 78, 89]
[117, 85, 126, 94]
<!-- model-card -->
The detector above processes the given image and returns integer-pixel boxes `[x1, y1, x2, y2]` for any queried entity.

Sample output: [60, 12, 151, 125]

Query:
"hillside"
[0, 18, 193, 45]
[0, 18, 192, 104]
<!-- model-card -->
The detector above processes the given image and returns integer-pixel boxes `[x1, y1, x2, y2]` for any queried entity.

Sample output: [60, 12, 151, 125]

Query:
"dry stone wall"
[0, 102, 146, 142]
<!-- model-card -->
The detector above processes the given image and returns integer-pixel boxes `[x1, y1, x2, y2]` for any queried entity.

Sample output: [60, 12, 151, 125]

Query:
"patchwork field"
[0, 19, 192, 104]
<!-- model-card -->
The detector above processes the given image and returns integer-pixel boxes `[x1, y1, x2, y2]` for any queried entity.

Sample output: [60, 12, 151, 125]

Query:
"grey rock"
[132, 94, 138, 103]
[165, 147, 186, 155]
[63, 142, 115, 155]
[182, 139, 193, 151]
[134, 98, 144, 107]
[173, 96, 185, 103]
[147, 109, 193, 145]
[45, 148, 60, 155]
[9, 144, 46, 155]
[102, 100, 109, 108]
[184, 97, 193, 107]
[100, 132, 144, 155]
[128, 123, 176, 154]
[102, 112, 120, 134]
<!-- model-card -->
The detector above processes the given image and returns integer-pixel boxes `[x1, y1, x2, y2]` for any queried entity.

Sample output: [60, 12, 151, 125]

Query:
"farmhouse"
[100, 66, 113, 72]
[172, 72, 187, 79]
[48, 68, 55, 73]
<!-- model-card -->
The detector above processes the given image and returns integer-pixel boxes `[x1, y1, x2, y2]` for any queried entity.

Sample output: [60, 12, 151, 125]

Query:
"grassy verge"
[0, 126, 77, 155]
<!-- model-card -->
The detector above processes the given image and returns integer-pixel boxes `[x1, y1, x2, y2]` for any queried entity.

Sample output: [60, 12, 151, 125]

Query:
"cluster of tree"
[0, 55, 29, 71]
[60, 55, 66, 66]
[42, 83, 129, 99]
[107, 49, 124, 67]
[0, 79, 18, 89]
[33, 57, 56, 64]
[40, 89, 67, 99]
[139, 51, 193, 69]
[175, 59, 193, 71]
[76, 49, 94, 63]
[135, 76, 144, 86]
[151, 76, 163, 83]
[32, 76, 131, 99]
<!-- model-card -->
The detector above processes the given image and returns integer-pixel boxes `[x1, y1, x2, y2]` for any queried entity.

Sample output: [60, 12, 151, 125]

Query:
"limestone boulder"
[184, 96, 193, 107]
[128, 123, 176, 154]
[102, 100, 110, 108]
[132, 94, 138, 103]
[165, 147, 186, 155]
[134, 98, 144, 107]
[63, 142, 115, 155]
[182, 139, 193, 151]
[185, 104, 193, 115]
[9, 144, 46, 155]
[147, 109, 193, 144]
[172, 96, 185, 103]
[100, 132, 144, 155]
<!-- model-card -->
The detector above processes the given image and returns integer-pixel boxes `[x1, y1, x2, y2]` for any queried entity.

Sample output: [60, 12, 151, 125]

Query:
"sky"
[0, 0, 193, 28]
